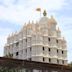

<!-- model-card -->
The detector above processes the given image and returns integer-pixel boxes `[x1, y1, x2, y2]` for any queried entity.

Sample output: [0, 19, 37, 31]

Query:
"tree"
[68, 62, 72, 67]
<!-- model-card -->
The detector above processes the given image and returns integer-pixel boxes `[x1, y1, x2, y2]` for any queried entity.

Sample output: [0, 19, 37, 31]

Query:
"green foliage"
[0, 67, 17, 72]
[68, 62, 72, 67]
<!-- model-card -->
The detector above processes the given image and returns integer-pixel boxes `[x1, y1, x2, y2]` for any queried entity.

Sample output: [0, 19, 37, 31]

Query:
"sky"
[0, 0, 72, 63]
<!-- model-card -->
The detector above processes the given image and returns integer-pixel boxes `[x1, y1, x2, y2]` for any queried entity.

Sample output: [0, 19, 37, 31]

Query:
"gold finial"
[43, 10, 47, 16]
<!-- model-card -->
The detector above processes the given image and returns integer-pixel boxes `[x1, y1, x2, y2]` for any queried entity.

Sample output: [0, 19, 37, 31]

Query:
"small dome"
[39, 16, 49, 24]
[26, 23, 32, 29]
[57, 27, 61, 32]
[49, 16, 57, 24]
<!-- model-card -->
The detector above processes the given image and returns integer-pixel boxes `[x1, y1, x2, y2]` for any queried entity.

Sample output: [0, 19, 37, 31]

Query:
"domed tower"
[49, 15, 57, 30]
[48, 15, 57, 36]
[39, 10, 49, 36]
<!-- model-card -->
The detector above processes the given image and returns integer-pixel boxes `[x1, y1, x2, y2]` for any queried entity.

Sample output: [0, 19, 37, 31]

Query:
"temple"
[4, 10, 67, 65]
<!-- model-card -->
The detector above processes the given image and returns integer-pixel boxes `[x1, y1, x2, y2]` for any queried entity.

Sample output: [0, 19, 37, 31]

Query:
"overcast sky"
[0, 0, 72, 63]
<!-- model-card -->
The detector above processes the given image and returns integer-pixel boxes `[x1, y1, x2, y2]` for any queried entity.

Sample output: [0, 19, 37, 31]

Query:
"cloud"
[0, 19, 21, 31]
[0, 0, 18, 6]
[30, 0, 67, 10]
[0, 28, 12, 56]
[0, 0, 67, 25]
[56, 17, 72, 32]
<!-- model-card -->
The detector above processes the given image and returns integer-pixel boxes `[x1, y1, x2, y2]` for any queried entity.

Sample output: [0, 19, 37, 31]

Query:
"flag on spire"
[36, 8, 41, 12]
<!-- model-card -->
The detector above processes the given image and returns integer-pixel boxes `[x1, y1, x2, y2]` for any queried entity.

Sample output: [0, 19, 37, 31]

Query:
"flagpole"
[36, 8, 41, 18]
[40, 10, 41, 18]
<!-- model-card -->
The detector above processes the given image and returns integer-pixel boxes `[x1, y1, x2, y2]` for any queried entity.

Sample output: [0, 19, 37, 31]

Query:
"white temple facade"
[4, 11, 67, 65]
